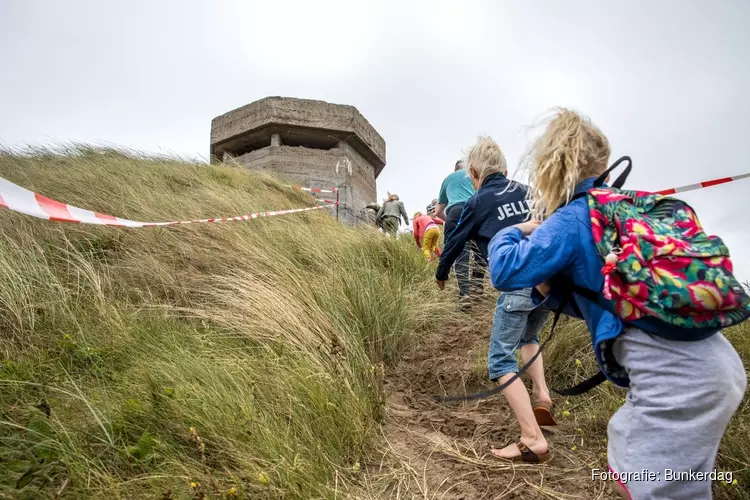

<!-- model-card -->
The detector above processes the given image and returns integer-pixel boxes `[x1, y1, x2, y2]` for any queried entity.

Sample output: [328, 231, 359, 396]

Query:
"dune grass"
[0, 147, 452, 499]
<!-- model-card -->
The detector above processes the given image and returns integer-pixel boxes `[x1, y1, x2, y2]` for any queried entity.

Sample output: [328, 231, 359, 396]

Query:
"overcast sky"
[1, 0, 749, 280]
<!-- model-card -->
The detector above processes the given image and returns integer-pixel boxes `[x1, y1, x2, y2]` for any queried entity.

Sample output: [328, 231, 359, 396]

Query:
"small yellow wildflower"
[732, 479, 738, 486]
[571, 445, 577, 451]
[258, 472, 270, 485]
[227, 486, 238, 497]
[562, 410, 571, 417]
[575, 359, 582, 366]
[190, 481, 199, 489]
[352, 462, 361, 473]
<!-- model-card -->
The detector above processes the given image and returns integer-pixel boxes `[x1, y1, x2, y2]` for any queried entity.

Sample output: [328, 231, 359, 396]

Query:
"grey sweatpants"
[607, 328, 746, 499]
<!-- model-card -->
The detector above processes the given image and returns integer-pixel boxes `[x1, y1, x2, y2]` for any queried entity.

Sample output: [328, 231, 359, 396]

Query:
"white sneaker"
[459, 296, 472, 311]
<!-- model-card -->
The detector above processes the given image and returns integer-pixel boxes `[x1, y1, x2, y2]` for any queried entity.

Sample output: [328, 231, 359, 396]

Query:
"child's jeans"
[488, 289, 550, 381]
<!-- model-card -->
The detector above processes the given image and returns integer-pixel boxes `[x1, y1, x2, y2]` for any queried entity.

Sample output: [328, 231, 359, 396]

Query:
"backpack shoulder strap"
[569, 191, 587, 203]
[594, 156, 632, 189]
[563, 156, 633, 210]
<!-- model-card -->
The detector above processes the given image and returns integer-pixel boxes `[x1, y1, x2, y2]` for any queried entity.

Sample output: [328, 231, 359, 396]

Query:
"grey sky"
[1, 0, 749, 280]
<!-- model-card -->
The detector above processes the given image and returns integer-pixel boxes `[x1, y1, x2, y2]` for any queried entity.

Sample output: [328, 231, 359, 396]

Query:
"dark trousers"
[381, 216, 399, 236]
[444, 203, 486, 297]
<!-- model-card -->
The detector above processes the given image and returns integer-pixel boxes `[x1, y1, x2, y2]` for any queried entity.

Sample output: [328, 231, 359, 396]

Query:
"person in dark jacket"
[436, 160, 483, 307]
[436, 136, 553, 463]
[435, 171, 529, 280]
[377, 194, 409, 237]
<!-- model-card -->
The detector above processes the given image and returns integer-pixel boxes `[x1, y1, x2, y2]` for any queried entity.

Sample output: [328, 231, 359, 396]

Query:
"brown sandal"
[513, 442, 551, 463]
[491, 442, 551, 463]
[533, 401, 557, 426]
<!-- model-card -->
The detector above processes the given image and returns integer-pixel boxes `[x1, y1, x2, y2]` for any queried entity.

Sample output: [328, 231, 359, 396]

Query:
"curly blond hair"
[466, 136, 508, 188]
[523, 109, 610, 219]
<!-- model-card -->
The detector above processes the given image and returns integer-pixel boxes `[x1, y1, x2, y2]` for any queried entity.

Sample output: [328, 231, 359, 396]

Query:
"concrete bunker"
[210, 97, 386, 223]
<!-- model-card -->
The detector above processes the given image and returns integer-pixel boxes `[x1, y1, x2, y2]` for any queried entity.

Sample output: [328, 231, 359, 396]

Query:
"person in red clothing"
[413, 212, 444, 261]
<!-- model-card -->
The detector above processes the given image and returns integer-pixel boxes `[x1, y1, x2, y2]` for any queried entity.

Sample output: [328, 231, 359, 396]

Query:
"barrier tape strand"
[655, 173, 749, 195]
[0, 176, 335, 227]
[1, 171, 747, 228]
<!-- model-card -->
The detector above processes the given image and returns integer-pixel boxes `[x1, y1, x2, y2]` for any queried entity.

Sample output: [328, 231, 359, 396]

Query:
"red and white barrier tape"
[292, 174, 750, 197]
[296, 186, 338, 194]
[0, 176, 335, 227]
[655, 173, 750, 195]
[2, 170, 745, 228]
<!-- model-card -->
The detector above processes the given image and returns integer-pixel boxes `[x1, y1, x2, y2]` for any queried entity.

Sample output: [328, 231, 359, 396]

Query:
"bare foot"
[491, 437, 548, 459]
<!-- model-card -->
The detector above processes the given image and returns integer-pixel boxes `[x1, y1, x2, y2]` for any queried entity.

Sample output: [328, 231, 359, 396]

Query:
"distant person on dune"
[412, 211, 444, 261]
[364, 202, 382, 229]
[377, 194, 409, 237]
[426, 198, 438, 216]
[436, 159, 484, 309]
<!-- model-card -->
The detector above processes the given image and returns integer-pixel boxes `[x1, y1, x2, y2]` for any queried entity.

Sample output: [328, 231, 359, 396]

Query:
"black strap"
[553, 371, 607, 396]
[434, 292, 570, 402]
[549, 285, 607, 395]
[566, 156, 631, 206]
[594, 156, 632, 189]
[569, 192, 587, 203]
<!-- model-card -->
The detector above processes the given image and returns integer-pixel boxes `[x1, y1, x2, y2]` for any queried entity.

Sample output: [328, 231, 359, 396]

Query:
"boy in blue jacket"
[488, 109, 746, 498]
[436, 137, 555, 461]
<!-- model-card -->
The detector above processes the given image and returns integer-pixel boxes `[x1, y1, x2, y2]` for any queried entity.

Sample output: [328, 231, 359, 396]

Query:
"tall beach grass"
[0, 146, 451, 499]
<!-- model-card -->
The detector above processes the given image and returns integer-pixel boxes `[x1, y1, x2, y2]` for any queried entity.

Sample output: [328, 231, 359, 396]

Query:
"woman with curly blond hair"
[488, 109, 746, 498]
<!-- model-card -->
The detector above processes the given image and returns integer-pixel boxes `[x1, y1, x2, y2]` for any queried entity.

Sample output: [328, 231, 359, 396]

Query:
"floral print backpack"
[582, 157, 750, 330]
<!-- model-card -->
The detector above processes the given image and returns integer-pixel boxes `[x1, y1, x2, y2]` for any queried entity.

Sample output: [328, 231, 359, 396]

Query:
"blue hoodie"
[487, 176, 718, 388]
[436, 172, 530, 282]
